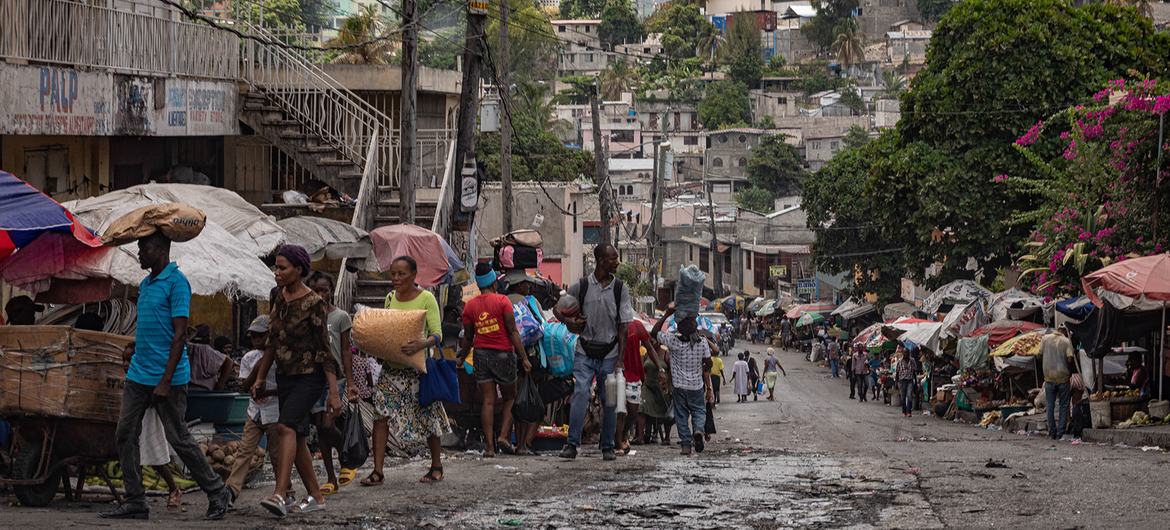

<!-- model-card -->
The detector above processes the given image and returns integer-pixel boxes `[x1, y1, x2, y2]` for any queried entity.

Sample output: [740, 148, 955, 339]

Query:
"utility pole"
[708, 190, 723, 299]
[453, 3, 487, 225]
[399, 0, 419, 225]
[589, 80, 612, 246]
[499, 0, 513, 233]
[647, 114, 669, 307]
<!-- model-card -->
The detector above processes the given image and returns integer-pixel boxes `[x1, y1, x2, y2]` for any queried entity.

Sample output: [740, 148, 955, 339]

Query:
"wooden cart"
[3, 416, 121, 507]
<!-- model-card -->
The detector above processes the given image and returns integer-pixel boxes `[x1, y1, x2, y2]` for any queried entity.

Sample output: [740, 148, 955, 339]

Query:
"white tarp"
[989, 288, 1046, 322]
[921, 280, 992, 316]
[277, 216, 370, 260]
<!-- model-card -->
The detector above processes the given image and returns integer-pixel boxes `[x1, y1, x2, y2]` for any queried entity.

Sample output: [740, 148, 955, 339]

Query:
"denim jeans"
[830, 359, 840, 378]
[567, 354, 617, 450]
[672, 387, 707, 447]
[115, 380, 225, 507]
[899, 379, 914, 414]
[1045, 381, 1072, 439]
[855, 374, 869, 402]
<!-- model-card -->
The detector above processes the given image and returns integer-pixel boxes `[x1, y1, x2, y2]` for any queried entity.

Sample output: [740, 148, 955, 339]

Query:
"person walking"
[640, 347, 674, 445]
[731, 352, 750, 403]
[747, 353, 761, 401]
[828, 339, 841, 378]
[651, 305, 713, 455]
[895, 345, 919, 417]
[1042, 326, 1076, 440]
[845, 348, 856, 399]
[102, 232, 231, 521]
[363, 256, 449, 485]
[762, 348, 788, 401]
[852, 346, 870, 403]
[250, 245, 339, 517]
[616, 316, 663, 454]
[225, 315, 281, 503]
[307, 272, 356, 494]
[710, 351, 725, 404]
[555, 244, 633, 461]
[458, 263, 530, 457]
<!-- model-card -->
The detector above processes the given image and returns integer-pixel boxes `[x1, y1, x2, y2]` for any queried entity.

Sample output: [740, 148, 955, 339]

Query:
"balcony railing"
[0, 0, 239, 80]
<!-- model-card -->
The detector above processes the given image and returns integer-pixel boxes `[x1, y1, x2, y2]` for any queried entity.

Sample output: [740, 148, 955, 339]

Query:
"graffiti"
[38, 67, 79, 113]
[114, 75, 152, 135]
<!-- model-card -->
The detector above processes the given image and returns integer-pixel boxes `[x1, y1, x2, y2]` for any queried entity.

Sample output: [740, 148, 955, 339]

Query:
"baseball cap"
[247, 315, 270, 333]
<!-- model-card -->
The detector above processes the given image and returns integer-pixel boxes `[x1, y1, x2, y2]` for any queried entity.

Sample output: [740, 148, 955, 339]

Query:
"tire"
[12, 443, 60, 507]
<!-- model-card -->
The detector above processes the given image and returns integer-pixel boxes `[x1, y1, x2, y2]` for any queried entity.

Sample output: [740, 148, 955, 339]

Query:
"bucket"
[1148, 400, 1170, 420]
[1090, 400, 1112, 429]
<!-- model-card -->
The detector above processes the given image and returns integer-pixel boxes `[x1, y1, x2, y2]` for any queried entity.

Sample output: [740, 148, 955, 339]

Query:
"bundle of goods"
[675, 265, 705, 317]
[351, 307, 429, 372]
[0, 326, 133, 423]
[199, 439, 266, 481]
[491, 229, 543, 270]
[101, 202, 207, 245]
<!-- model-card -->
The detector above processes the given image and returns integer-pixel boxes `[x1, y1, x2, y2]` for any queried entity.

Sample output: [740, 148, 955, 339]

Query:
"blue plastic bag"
[540, 321, 577, 377]
[513, 300, 544, 346]
[419, 355, 462, 407]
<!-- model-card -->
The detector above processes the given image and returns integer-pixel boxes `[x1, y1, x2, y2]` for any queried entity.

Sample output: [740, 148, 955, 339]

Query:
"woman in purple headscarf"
[250, 244, 339, 517]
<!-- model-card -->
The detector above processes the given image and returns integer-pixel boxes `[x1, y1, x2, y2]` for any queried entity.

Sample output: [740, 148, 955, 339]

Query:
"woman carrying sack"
[360, 256, 449, 486]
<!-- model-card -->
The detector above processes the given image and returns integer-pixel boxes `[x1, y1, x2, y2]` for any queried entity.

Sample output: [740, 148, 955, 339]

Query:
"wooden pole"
[399, 0, 419, 225]
[452, 8, 485, 221]
[499, 0, 513, 233]
[589, 81, 612, 246]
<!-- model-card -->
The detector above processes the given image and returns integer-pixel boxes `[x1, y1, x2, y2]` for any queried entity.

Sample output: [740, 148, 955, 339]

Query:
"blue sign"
[795, 278, 817, 296]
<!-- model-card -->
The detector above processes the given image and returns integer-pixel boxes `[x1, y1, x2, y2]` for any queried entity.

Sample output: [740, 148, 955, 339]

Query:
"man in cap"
[102, 232, 231, 520]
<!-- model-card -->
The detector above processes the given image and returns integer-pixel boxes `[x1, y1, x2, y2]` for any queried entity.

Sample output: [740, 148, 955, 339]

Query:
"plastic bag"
[419, 355, 461, 407]
[513, 374, 545, 423]
[675, 265, 705, 317]
[539, 322, 577, 377]
[513, 301, 544, 346]
[338, 404, 370, 469]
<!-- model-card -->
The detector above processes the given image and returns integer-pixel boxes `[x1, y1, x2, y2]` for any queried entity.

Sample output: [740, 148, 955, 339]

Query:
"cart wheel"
[12, 444, 60, 507]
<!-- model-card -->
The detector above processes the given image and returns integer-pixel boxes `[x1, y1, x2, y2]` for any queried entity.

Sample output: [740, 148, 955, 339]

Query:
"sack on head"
[102, 203, 207, 246]
[351, 307, 429, 373]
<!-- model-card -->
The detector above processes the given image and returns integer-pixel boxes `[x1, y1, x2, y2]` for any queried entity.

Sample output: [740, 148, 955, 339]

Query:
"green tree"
[419, 30, 463, 70]
[801, 0, 858, 51]
[879, 70, 907, 98]
[917, 0, 956, 22]
[647, 2, 714, 59]
[478, 82, 594, 183]
[559, 0, 606, 18]
[838, 89, 865, 115]
[698, 80, 752, 130]
[599, 0, 643, 48]
[736, 186, 774, 212]
[746, 135, 805, 198]
[601, 59, 640, 100]
[830, 18, 865, 69]
[327, 5, 393, 64]
[233, 0, 305, 30]
[842, 125, 870, 149]
[720, 13, 764, 88]
[487, 0, 559, 83]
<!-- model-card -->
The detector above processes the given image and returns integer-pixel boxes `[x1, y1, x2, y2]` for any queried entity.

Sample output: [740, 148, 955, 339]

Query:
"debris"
[904, 467, 921, 475]
[984, 459, 1009, 469]
[497, 518, 524, 526]
[1141, 446, 1162, 452]
[495, 465, 518, 471]
[1011, 472, 1028, 479]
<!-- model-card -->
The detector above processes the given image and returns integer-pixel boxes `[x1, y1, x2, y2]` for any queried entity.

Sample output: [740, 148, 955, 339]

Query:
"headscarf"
[277, 244, 312, 278]
[475, 268, 498, 289]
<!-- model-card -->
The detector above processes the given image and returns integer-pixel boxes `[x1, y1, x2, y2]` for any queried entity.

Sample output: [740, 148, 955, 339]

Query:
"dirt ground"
[5, 342, 1170, 529]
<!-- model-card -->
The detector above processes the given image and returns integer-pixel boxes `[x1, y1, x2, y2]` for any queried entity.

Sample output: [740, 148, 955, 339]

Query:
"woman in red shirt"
[457, 263, 529, 457]
[616, 321, 662, 453]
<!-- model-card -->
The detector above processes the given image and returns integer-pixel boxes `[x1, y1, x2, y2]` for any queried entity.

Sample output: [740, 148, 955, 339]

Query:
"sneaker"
[205, 487, 231, 520]
[99, 503, 149, 520]
[558, 444, 578, 460]
[602, 449, 617, 461]
[693, 433, 705, 454]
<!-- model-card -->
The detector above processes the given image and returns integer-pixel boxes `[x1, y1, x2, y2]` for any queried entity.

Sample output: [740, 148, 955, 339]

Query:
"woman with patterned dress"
[360, 255, 449, 486]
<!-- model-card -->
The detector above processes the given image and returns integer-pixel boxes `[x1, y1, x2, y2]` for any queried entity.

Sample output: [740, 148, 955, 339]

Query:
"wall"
[0, 63, 239, 136]
[1, 135, 109, 201]
[857, 0, 919, 37]
[736, 208, 815, 246]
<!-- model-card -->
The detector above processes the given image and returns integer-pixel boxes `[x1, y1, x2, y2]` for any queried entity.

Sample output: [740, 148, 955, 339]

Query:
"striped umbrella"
[0, 171, 102, 261]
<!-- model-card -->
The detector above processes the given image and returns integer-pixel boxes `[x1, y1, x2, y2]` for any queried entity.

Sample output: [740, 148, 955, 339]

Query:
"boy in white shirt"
[225, 316, 281, 503]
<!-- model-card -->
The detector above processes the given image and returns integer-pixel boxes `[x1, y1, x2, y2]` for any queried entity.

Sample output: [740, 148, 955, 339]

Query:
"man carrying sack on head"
[100, 205, 231, 521]
[555, 243, 634, 462]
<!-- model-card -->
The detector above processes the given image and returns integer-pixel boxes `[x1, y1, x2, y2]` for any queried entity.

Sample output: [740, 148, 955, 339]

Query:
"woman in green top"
[359, 256, 449, 485]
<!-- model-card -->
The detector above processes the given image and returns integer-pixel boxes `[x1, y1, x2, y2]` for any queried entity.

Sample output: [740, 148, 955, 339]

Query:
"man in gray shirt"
[1042, 326, 1076, 440]
[556, 244, 634, 461]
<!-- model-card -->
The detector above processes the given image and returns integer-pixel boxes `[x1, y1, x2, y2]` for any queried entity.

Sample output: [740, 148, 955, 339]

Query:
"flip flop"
[320, 482, 338, 496]
[495, 439, 516, 455]
[419, 467, 444, 483]
[338, 468, 357, 487]
[360, 471, 384, 487]
[167, 489, 182, 509]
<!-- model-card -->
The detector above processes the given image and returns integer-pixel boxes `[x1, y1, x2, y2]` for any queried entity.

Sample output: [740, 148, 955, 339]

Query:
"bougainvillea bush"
[1007, 78, 1170, 297]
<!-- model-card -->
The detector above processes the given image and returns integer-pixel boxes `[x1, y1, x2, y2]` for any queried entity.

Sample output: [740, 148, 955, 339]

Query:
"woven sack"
[351, 308, 429, 373]
[102, 203, 207, 245]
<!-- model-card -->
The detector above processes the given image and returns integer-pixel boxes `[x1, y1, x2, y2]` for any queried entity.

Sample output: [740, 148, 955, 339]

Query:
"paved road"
[7, 343, 1170, 528]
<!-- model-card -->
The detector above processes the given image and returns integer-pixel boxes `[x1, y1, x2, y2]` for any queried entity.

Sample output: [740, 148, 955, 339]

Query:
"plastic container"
[1090, 400, 1112, 428]
[1149, 399, 1170, 419]
[185, 391, 241, 423]
[604, 371, 625, 410]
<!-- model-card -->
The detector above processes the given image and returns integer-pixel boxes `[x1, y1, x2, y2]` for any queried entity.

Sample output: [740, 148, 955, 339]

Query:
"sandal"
[320, 482, 338, 496]
[167, 489, 182, 509]
[338, 468, 357, 487]
[261, 494, 288, 517]
[419, 467, 444, 483]
[359, 471, 384, 487]
[496, 439, 516, 455]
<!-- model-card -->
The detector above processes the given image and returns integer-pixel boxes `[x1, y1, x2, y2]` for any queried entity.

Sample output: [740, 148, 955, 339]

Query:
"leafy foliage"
[801, 0, 859, 51]
[736, 187, 775, 213]
[698, 80, 752, 130]
[234, 0, 306, 30]
[720, 13, 764, 88]
[486, 0, 559, 83]
[843, 125, 870, 149]
[917, 0, 957, 22]
[327, 5, 393, 64]
[479, 81, 594, 183]
[830, 18, 865, 68]
[419, 30, 463, 70]
[599, 0, 643, 48]
[559, 0, 606, 18]
[647, 1, 714, 59]
[601, 59, 640, 100]
[746, 135, 806, 199]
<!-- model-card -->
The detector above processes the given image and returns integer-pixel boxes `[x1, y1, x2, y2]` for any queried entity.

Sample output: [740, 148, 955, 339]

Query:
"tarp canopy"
[786, 303, 837, 320]
[851, 322, 884, 348]
[756, 299, 779, 316]
[940, 300, 988, 339]
[988, 288, 1046, 322]
[989, 329, 1052, 357]
[921, 279, 992, 315]
[882, 317, 943, 352]
[957, 334, 990, 370]
[968, 320, 1044, 348]
[832, 297, 876, 321]
[882, 302, 918, 321]
[276, 216, 370, 260]
[369, 224, 465, 287]
[1082, 253, 1170, 305]
[794, 311, 826, 327]
[0, 170, 102, 261]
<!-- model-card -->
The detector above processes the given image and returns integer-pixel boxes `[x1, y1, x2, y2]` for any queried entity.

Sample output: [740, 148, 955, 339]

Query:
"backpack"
[575, 276, 624, 360]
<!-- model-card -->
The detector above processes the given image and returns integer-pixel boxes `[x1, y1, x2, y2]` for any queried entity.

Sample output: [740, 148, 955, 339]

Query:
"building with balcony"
[551, 19, 607, 88]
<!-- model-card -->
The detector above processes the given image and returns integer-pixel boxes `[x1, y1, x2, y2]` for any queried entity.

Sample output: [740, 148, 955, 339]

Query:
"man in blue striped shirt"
[101, 232, 230, 521]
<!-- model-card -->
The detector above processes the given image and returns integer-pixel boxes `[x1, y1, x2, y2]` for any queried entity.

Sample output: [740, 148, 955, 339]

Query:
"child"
[225, 316, 283, 504]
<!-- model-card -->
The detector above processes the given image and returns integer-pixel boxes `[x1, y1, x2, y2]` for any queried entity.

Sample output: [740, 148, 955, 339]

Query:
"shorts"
[625, 381, 643, 405]
[474, 348, 518, 385]
[311, 378, 346, 414]
[276, 370, 325, 437]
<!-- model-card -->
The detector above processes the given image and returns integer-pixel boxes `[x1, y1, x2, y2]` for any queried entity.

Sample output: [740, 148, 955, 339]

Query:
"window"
[779, 97, 787, 105]
[611, 130, 634, 142]
[689, 246, 694, 260]
[684, 136, 698, 145]
[713, 183, 731, 193]
[718, 135, 728, 144]
[699, 247, 710, 272]
[583, 226, 603, 245]
[738, 134, 747, 143]
[558, 25, 566, 32]
[689, 112, 697, 128]
[643, 47, 651, 53]
[746, 251, 752, 270]
[585, 25, 591, 33]
[737, 157, 748, 167]
[830, 141, 840, 152]
[673, 112, 680, 129]
[586, 53, 594, 63]
[712, 157, 724, 168]
[812, 141, 821, 150]
[723, 251, 732, 273]
[649, 113, 658, 128]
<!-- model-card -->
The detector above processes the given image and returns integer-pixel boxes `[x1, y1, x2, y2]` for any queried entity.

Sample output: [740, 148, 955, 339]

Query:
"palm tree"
[880, 70, 907, 98]
[830, 19, 865, 71]
[328, 5, 394, 65]
[600, 59, 640, 100]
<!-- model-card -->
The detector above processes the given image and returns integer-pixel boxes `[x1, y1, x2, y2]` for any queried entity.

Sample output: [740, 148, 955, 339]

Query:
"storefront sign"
[769, 264, 787, 278]
[468, 0, 489, 15]
[796, 278, 816, 297]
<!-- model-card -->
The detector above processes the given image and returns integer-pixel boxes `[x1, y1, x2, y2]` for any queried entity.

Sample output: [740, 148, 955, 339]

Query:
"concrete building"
[702, 128, 796, 202]
[615, 33, 664, 61]
[875, 98, 901, 129]
[552, 20, 607, 85]
[610, 158, 655, 203]
[856, 0, 920, 40]
[579, 96, 643, 159]
[804, 132, 846, 172]
[886, 29, 932, 65]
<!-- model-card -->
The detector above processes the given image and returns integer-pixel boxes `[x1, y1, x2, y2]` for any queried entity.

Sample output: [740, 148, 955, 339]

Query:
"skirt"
[371, 365, 451, 445]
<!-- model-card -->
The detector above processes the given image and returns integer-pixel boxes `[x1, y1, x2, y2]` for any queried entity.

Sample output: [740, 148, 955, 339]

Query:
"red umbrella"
[1081, 253, 1170, 305]
[0, 171, 102, 262]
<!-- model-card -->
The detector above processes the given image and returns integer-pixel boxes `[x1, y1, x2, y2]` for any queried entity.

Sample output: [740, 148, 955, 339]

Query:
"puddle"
[430, 452, 905, 529]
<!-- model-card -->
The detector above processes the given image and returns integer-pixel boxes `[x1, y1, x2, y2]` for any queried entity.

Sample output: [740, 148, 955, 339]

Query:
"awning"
[882, 302, 918, 321]
[786, 303, 837, 320]
[832, 298, 875, 320]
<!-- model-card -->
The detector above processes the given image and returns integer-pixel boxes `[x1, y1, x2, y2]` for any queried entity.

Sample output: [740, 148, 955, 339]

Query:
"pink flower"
[1154, 95, 1170, 115]
[1015, 120, 1044, 146]
[1078, 231, 1090, 240]
[1093, 89, 1110, 102]
[1060, 131, 1071, 140]
[993, 174, 1009, 183]
[1109, 79, 1126, 90]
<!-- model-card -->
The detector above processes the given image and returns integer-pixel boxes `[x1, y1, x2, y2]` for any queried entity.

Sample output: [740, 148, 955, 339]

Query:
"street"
[5, 342, 1169, 529]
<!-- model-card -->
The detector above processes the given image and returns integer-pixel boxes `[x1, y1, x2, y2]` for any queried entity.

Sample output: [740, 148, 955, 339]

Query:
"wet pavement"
[6, 342, 1170, 528]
